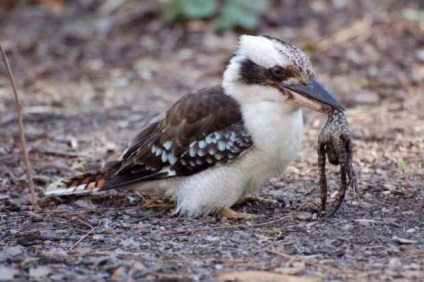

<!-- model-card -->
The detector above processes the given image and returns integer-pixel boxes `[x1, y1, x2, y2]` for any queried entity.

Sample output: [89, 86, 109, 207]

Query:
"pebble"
[296, 212, 313, 221]
[214, 263, 224, 270]
[392, 236, 418, 244]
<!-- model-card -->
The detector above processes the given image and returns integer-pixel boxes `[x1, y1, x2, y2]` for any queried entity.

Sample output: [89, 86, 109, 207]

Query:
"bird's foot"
[143, 203, 175, 209]
[141, 197, 175, 209]
[219, 207, 260, 219]
[237, 194, 279, 207]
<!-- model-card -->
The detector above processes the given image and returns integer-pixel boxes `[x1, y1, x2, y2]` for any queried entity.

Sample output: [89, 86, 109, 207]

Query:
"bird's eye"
[270, 66, 286, 79]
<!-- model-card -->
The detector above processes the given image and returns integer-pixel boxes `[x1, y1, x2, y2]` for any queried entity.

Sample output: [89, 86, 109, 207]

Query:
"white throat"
[226, 80, 304, 188]
[221, 54, 304, 180]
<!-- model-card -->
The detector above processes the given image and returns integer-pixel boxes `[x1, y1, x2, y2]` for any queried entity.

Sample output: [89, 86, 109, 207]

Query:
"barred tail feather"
[45, 169, 110, 196]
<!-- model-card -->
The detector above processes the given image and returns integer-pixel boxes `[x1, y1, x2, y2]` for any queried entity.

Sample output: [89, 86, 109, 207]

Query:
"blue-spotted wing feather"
[101, 86, 253, 190]
[175, 122, 252, 176]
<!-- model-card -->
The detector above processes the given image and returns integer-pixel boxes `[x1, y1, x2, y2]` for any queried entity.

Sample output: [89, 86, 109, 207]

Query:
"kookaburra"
[45, 35, 344, 218]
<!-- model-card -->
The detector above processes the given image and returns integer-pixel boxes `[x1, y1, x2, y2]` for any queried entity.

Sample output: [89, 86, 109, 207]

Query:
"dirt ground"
[0, 1, 423, 281]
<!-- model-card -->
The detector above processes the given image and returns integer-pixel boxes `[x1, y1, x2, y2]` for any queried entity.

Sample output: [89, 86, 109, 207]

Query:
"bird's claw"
[237, 194, 279, 207]
[141, 197, 176, 209]
[318, 109, 358, 216]
[219, 207, 260, 219]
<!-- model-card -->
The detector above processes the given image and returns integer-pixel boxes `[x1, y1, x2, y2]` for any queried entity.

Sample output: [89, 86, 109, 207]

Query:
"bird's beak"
[282, 79, 345, 113]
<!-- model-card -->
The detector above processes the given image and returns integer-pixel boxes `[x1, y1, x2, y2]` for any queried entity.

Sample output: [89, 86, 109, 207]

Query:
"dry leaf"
[36, 0, 64, 13]
[217, 271, 320, 282]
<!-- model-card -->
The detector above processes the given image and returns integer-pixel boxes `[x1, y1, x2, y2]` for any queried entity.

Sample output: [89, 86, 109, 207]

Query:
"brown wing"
[102, 86, 253, 190]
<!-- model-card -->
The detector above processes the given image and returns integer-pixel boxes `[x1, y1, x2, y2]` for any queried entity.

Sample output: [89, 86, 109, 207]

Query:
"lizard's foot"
[237, 194, 279, 207]
[318, 109, 357, 216]
[219, 207, 260, 219]
[303, 200, 323, 215]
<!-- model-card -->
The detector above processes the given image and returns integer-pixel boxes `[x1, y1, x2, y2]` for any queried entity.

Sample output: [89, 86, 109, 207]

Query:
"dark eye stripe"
[238, 59, 300, 85]
[238, 59, 266, 85]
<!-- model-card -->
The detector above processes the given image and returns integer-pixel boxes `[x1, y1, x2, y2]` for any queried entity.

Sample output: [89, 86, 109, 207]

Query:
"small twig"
[316, 16, 372, 52]
[36, 149, 91, 159]
[71, 218, 95, 229]
[0, 45, 39, 211]
[411, 251, 424, 258]
[70, 222, 101, 250]
[67, 250, 147, 257]
[39, 205, 145, 215]
[219, 258, 263, 267]
[267, 249, 356, 277]
[164, 203, 307, 235]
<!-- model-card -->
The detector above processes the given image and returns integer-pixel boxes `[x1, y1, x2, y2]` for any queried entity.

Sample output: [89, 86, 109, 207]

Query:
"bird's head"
[223, 35, 344, 113]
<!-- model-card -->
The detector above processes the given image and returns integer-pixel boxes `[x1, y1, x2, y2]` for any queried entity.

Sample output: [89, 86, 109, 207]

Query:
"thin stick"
[267, 249, 355, 277]
[0, 45, 39, 211]
[165, 203, 307, 235]
[69, 222, 101, 250]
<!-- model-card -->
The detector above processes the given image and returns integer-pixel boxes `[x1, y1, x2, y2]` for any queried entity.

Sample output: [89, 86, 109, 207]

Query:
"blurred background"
[0, 0, 422, 108]
[0, 1, 423, 281]
[0, 0, 423, 210]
